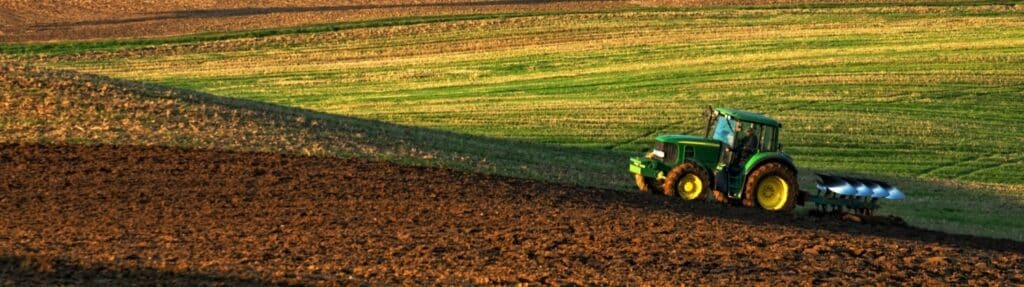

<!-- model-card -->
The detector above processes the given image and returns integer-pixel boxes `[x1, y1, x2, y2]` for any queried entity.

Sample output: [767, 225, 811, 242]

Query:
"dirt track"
[1, 144, 1021, 285]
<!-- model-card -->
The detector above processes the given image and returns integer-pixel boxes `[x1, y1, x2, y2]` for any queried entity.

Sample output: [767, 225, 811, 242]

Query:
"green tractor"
[629, 107, 905, 214]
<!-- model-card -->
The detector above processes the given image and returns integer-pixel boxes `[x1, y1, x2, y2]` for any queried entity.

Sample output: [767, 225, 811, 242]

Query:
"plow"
[807, 174, 906, 224]
[629, 107, 905, 223]
[811, 174, 905, 215]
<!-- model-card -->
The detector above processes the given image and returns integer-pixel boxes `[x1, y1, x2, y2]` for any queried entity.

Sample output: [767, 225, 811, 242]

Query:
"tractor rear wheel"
[634, 174, 662, 194]
[742, 163, 797, 212]
[662, 162, 710, 201]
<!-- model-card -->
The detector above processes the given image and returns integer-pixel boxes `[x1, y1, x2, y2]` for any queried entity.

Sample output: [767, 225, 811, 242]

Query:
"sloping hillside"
[0, 62, 626, 189]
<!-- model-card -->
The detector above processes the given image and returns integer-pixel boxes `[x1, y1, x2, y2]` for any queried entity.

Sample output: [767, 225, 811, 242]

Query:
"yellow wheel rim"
[677, 174, 703, 200]
[756, 175, 789, 211]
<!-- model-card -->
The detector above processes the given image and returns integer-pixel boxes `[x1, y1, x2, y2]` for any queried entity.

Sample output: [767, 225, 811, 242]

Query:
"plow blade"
[808, 174, 905, 217]
[817, 174, 904, 200]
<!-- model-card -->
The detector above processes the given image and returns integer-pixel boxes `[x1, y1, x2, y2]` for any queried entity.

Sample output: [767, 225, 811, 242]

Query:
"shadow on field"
[37, 0, 610, 28]
[0, 255, 302, 286]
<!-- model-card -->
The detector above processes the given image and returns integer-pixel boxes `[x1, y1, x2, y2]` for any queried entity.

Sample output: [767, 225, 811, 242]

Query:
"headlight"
[652, 150, 665, 158]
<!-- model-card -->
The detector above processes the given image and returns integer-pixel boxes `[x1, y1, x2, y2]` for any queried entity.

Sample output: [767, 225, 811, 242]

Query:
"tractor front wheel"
[743, 163, 797, 212]
[662, 162, 710, 201]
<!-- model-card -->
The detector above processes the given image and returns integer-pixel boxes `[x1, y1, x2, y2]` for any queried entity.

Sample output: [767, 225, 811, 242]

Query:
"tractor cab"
[707, 108, 781, 154]
[706, 109, 781, 169]
[704, 108, 785, 196]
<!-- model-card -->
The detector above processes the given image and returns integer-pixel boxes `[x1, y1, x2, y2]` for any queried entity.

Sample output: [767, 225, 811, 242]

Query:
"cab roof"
[716, 108, 781, 128]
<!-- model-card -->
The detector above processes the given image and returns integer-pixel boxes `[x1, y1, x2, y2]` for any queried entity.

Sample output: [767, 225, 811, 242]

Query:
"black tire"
[742, 162, 798, 212]
[661, 162, 710, 200]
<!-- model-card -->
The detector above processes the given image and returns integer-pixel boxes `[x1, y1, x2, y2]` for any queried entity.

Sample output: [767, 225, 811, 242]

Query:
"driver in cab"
[715, 124, 759, 198]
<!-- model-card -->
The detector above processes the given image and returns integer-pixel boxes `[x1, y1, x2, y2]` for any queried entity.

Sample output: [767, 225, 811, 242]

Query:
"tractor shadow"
[36, 0, 609, 28]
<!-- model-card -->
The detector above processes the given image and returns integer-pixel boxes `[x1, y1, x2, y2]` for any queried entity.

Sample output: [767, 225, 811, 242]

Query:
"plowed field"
[1, 144, 1020, 285]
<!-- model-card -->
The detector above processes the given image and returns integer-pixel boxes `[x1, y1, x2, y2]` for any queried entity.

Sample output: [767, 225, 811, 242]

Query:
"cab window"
[711, 115, 737, 146]
[760, 126, 777, 151]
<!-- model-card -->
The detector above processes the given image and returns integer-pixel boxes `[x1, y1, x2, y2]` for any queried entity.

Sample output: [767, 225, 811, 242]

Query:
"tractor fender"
[742, 152, 796, 176]
[687, 158, 715, 177]
[740, 152, 798, 194]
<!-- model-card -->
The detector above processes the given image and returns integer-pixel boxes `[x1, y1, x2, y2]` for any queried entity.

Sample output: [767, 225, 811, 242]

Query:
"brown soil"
[1, 144, 1021, 285]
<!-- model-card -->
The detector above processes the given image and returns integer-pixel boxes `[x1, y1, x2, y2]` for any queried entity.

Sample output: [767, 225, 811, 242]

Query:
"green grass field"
[3, 1, 1023, 239]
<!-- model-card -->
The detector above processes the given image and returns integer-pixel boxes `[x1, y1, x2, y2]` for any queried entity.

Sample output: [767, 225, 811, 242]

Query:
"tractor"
[629, 107, 904, 215]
